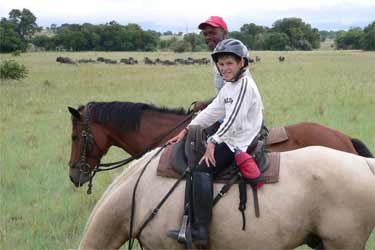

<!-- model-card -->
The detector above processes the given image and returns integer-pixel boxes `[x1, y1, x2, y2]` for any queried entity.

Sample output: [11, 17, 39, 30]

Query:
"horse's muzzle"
[69, 162, 91, 187]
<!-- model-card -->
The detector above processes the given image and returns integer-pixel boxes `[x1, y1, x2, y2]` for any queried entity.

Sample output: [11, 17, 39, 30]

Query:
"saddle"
[158, 124, 281, 184]
[163, 125, 281, 248]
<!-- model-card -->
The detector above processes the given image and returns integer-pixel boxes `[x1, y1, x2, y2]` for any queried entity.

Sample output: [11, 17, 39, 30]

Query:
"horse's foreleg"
[80, 218, 129, 249]
[79, 200, 130, 249]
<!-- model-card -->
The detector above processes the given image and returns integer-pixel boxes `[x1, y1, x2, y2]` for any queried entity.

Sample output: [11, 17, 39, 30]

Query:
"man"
[198, 16, 228, 52]
[195, 16, 255, 110]
[198, 16, 229, 94]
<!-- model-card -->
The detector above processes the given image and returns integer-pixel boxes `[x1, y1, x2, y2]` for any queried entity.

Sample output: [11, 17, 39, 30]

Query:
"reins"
[93, 109, 194, 170]
[127, 145, 169, 250]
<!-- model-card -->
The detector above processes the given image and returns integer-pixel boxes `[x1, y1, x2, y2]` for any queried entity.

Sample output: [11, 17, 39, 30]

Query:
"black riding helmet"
[211, 38, 250, 67]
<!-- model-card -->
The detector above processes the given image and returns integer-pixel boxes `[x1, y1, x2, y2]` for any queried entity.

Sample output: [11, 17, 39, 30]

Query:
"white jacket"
[190, 74, 264, 152]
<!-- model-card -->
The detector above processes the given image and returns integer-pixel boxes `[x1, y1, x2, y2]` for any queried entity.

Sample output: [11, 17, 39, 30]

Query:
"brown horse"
[68, 101, 373, 188]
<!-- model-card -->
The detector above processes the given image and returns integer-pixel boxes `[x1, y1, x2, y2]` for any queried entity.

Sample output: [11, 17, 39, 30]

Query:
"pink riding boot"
[235, 151, 264, 189]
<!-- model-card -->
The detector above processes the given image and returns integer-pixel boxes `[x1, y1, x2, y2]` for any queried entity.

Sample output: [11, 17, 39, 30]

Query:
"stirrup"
[167, 215, 190, 243]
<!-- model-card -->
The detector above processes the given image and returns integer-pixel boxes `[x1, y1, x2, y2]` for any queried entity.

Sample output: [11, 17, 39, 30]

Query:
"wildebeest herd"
[56, 56, 211, 65]
[56, 55, 286, 65]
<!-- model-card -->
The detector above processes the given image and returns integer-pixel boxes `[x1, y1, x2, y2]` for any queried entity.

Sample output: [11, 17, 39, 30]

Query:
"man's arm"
[192, 98, 215, 112]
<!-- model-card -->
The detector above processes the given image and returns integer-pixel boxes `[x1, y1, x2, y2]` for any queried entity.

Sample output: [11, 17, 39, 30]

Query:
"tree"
[335, 27, 363, 49]
[263, 32, 290, 50]
[8, 8, 38, 41]
[50, 23, 57, 33]
[361, 21, 375, 50]
[240, 23, 267, 36]
[55, 24, 88, 51]
[229, 31, 255, 49]
[163, 31, 173, 35]
[183, 33, 205, 51]
[0, 18, 27, 52]
[172, 40, 191, 52]
[31, 35, 56, 50]
[272, 17, 320, 50]
[254, 33, 266, 50]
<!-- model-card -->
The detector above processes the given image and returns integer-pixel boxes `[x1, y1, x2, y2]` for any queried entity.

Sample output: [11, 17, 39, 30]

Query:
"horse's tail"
[351, 138, 374, 158]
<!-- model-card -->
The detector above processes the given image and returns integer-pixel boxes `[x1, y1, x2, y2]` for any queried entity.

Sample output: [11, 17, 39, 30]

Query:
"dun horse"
[68, 101, 373, 187]
[79, 146, 375, 249]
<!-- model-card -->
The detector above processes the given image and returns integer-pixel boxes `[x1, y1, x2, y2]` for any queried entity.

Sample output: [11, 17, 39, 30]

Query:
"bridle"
[71, 103, 106, 194]
[71, 102, 195, 194]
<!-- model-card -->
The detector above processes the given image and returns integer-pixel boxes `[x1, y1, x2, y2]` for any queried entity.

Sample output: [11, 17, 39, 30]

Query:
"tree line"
[1, 8, 374, 53]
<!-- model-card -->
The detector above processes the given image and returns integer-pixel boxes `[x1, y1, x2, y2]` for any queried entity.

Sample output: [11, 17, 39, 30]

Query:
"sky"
[0, 0, 374, 32]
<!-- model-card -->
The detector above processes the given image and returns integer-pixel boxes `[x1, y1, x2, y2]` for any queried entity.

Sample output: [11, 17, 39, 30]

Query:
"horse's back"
[279, 122, 358, 154]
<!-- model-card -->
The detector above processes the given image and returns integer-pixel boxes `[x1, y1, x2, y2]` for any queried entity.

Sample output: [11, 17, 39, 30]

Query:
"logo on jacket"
[224, 97, 233, 104]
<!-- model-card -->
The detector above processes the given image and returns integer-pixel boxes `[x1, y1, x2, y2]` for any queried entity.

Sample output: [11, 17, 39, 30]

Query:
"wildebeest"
[120, 57, 138, 65]
[144, 57, 155, 65]
[78, 59, 96, 63]
[97, 57, 106, 62]
[104, 59, 117, 64]
[56, 56, 75, 64]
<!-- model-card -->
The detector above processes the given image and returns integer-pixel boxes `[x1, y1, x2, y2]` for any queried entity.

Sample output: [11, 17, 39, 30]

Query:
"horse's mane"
[80, 101, 188, 132]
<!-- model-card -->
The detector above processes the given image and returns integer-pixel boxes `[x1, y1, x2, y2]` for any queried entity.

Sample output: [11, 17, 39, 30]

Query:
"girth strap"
[238, 181, 247, 230]
[251, 186, 260, 218]
[212, 173, 240, 206]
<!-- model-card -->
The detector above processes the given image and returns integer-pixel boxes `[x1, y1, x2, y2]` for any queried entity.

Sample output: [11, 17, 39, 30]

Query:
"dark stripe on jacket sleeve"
[217, 78, 248, 137]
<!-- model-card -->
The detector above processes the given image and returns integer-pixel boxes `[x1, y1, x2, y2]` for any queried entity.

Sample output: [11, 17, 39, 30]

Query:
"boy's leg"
[191, 143, 234, 245]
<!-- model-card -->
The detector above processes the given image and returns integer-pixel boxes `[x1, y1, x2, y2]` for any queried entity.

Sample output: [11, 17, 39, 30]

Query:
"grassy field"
[1, 50, 374, 249]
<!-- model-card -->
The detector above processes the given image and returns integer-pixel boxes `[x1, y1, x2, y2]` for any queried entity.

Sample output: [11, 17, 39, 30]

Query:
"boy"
[168, 39, 264, 246]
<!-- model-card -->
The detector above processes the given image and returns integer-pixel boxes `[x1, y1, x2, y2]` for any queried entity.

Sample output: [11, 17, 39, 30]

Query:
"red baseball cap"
[198, 16, 228, 32]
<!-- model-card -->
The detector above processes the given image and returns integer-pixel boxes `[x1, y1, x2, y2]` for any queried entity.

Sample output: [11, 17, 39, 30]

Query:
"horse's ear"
[68, 107, 81, 119]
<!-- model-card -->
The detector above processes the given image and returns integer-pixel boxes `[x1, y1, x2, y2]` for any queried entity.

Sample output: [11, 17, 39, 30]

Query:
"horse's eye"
[72, 135, 78, 141]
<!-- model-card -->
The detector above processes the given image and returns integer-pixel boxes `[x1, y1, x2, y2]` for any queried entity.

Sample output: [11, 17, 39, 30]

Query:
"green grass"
[1, 51, 374, 249]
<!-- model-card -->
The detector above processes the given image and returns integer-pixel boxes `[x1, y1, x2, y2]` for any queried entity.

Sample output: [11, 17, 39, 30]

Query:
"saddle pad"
[157, 144, 280, 184]
[266, 127, 288, 145]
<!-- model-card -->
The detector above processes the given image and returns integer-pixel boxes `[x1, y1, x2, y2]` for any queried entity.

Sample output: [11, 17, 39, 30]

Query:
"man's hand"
[193, 101, 210, 112]
[167, 128, 188, 145]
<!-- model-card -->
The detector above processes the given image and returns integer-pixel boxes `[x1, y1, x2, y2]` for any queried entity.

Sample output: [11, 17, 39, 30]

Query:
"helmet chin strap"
[217, 66, 246, 83]
[231, 68, 246, 82]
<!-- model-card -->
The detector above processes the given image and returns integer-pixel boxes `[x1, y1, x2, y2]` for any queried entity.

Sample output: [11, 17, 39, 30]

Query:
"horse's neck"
[113, 110, 190, 156]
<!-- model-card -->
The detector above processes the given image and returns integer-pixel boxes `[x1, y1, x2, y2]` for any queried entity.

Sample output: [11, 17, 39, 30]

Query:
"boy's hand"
[199, 142, 216, 167]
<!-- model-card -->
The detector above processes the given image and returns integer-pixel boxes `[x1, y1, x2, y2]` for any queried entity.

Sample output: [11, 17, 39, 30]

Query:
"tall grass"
[0, 51, 374, 249]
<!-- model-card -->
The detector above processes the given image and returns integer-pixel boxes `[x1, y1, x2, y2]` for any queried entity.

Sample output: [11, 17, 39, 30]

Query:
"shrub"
[0, 60, 28, 81]
[12, 50, 22, 56]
